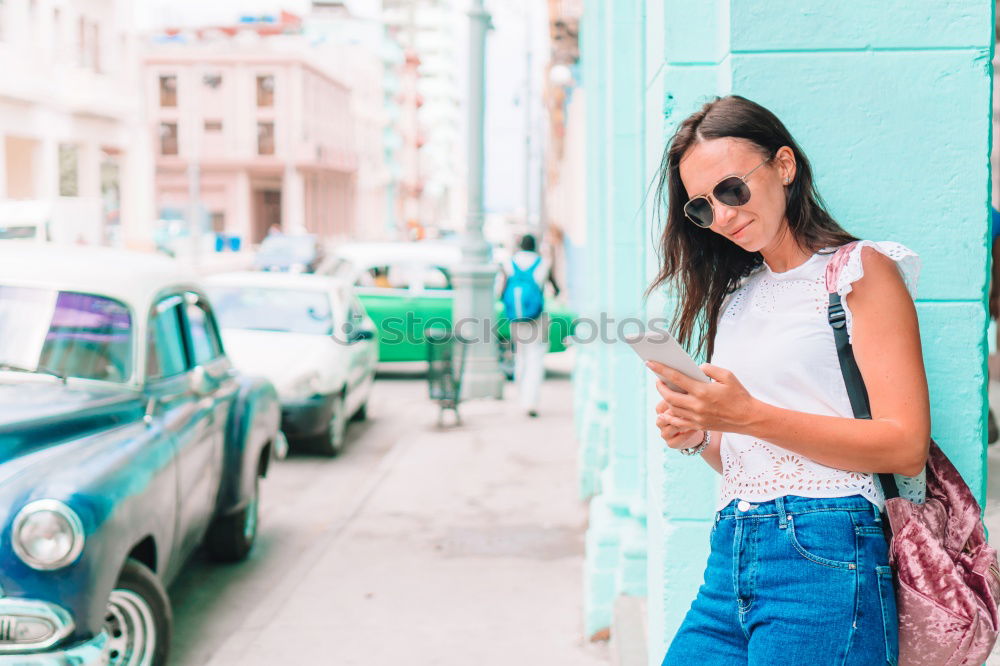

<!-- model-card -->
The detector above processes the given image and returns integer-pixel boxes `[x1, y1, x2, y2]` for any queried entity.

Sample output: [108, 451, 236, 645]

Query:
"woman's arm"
[700, 431, 723, 473]
[652, 247, 930, 477]
[653, 403, 723, 473]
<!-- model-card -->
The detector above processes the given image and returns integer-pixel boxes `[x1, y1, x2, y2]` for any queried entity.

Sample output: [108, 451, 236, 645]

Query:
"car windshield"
[359, 264, 451, 290]
[208, 286, 334, 335]
[0, 286, 133, 382]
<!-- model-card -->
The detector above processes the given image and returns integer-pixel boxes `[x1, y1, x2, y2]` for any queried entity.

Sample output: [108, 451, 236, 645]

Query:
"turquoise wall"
[577, 0, 650, 636]
[576, 0, 995, 660]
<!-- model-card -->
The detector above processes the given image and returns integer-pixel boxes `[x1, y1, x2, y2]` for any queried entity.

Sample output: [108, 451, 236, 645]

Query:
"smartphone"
[623, 328, 710, 393]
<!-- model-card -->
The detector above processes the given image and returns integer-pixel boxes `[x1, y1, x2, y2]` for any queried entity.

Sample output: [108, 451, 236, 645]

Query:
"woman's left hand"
[647, 361, 759, 434]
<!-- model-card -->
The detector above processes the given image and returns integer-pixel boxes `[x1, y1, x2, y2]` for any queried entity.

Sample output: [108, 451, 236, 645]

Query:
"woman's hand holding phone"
[655, 397, 705, 450]
[647, 360, 758, 436]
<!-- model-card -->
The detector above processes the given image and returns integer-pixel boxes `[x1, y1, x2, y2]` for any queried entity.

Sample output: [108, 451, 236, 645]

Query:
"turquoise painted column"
[642, 2, 994, 662]
[602, 0, 648, 603]
[582, 0, 650, 639]
[643, 1, 731, 658]
[579, 0, 623, 637]
[576, 0, 610, 505]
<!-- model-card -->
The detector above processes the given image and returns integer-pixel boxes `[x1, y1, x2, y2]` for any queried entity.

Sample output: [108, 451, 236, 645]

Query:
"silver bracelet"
[679, 430, 711, 456]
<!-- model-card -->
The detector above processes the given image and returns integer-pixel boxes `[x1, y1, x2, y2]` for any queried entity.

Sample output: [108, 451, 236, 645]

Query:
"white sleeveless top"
[712, 240, 926, 511]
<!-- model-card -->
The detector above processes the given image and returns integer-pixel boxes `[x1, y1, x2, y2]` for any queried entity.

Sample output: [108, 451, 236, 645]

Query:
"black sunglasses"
[683, 157, 770, 229]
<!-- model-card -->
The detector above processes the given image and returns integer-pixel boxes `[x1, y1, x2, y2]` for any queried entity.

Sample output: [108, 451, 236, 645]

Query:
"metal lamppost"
[451, 0, 503, 400]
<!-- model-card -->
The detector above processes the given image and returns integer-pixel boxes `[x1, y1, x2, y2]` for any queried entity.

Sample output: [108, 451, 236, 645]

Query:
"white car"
[204, 271, 378, 456]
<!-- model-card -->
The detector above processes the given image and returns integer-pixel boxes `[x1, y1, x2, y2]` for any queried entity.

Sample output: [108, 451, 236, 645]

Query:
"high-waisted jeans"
[661, 494, 898, 666]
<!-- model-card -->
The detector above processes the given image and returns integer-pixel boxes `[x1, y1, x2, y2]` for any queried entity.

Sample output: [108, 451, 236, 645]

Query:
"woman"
[649, 96, 929, 665]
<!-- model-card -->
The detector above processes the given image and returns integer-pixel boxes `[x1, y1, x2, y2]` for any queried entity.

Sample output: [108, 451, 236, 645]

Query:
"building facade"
[383, 0, 466, 235]
[574, 1, 994, 661]
[305, 0, 401, 241]
[145, 27, 358, 247]
[0, 0, 152, 248]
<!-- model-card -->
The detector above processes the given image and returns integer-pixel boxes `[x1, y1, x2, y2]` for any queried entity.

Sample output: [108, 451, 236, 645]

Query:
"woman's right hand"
[655, 399, 705, 450]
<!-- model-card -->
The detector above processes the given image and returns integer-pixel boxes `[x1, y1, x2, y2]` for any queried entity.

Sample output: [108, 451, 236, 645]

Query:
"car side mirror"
[348, 328, 375, 342]
[143, 396, 157, 426]
[189, 366, 212, 396]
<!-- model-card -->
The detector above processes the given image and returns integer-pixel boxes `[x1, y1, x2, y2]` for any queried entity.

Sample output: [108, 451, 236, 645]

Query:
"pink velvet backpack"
[826, 242, 1000, 665]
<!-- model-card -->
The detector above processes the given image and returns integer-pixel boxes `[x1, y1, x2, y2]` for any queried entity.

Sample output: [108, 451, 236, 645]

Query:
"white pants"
[510, 315, 548, 411]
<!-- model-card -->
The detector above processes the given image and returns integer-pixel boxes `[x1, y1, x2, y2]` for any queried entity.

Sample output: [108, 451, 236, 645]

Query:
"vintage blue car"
[0, 244, 283, 665]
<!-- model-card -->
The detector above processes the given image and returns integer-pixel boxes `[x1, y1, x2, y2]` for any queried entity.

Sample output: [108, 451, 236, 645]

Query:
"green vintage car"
[317, 241, 575, 363]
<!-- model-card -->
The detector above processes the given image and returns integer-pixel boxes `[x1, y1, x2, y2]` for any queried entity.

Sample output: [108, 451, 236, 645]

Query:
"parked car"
[205, 272, 378, 456]
[317, 241, 576, 364]
[253, 233, 324, 273]
[0, 243, 282, 665]
[0, 201, 52, 242]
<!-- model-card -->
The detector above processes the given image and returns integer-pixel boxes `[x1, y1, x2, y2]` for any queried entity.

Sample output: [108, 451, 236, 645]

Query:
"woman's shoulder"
[828, 240, 920, 300]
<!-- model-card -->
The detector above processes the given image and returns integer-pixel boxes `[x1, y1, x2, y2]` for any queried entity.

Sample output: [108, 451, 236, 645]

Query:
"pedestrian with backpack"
[649, 96, 998, 665]
[500, 233, 561, 417]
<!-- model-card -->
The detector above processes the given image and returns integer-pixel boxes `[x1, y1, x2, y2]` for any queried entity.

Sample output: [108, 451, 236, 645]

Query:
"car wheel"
[351, 400, 368, 422]
[313, 392, 346, 456]
[206, 475, 259, 562]
[104, 559, 172, 666]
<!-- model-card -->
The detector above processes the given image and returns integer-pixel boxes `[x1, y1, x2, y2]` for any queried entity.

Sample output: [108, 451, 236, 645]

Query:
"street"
[167, 352, 609, 665]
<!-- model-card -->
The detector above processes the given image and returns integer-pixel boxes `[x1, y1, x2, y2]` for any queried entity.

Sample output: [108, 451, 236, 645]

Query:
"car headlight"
[284, 372, 322, 400]
[12, 500, 85, 571]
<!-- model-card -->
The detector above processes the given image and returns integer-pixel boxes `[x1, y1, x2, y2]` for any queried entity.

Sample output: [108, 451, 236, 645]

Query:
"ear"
[775, 145, 796, 184]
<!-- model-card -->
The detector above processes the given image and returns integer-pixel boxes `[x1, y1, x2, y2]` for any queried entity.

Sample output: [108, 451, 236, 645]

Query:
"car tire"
[104, 559, 172, 666]
[351, 400, 368, 422]
[206, 475, 260, 562]
[313, 392, 347, 456]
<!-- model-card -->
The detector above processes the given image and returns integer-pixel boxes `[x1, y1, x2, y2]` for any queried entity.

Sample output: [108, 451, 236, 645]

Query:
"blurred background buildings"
[0, 0, 562, 260]
[146, 13, 359, 247]
[0, 0, 150, 248]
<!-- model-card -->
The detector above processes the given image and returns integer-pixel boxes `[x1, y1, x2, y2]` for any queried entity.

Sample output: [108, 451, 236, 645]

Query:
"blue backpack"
[502, 256, 544, 321]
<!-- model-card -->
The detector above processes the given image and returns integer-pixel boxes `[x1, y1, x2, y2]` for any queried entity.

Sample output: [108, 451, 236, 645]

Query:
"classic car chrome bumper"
[0, 630, 108, 665]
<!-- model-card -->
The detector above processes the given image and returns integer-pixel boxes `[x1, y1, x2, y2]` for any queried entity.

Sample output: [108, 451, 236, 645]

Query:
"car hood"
[220, 328, 335, 392]
[0, 381, 143, 462]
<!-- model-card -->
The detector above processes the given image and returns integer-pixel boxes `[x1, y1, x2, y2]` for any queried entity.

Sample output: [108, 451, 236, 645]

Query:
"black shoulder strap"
[827, 292, 901, 500]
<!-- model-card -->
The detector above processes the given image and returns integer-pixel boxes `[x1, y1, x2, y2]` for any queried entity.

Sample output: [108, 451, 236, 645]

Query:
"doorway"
[252, 189, 281, 243]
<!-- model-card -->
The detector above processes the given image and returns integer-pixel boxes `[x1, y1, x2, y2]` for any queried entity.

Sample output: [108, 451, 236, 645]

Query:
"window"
[202, 72, 222, 89]
[0, 286, 133, 383]
[256, 74, 274, 107]
[204, 120, 223, 132]
[210, 212, 225, 233]
[257, 122, 275, 155]
[58, 144, 78, 197]
[147, 298, 187, 379]
[159, 122, 178, 155]
[379, 264, 451, 291]
[51, 9, 60, 51]
[90, 23, 100, 73]
[207, 286, 334, 336]
[100, 150, 121, 244]
[184, 298, 223, 365]
[159, 75, 177, 107]
[348, 296, 365, 329]
[77, 16, 86, 67]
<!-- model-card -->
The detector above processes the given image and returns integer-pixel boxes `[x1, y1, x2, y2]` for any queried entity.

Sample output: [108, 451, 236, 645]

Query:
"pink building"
[145, 37, 358, 245]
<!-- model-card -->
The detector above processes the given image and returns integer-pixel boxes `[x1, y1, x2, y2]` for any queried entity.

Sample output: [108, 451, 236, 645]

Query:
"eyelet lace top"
[712, 240, 925, 511]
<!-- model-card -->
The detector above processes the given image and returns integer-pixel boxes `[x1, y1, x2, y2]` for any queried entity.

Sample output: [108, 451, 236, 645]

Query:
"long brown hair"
[647, 95, 857, 359]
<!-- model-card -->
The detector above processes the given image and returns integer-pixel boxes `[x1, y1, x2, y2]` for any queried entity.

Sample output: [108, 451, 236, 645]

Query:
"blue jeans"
[662, 495, 898, 666]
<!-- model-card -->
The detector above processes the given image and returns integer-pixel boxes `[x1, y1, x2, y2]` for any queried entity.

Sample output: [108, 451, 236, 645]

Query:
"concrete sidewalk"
[204, 351, 609, 665]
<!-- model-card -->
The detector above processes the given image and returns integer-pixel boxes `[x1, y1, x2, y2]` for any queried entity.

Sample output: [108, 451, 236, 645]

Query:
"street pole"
[523, 0, 532, 232]
[187, 65, 202, 269]
[187, 160, 201, 267]
[451, 0, 503, 400]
